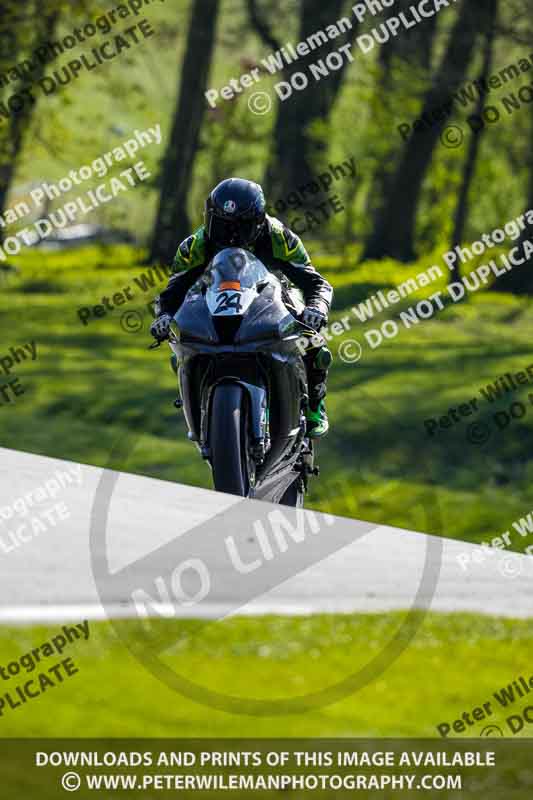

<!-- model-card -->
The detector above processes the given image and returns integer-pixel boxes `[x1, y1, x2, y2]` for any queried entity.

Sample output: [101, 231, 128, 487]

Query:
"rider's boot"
[305, 346, 332, 438]
[306, 393, 329, 438]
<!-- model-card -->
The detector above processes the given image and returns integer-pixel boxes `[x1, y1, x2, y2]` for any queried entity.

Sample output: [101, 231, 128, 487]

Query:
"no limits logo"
[89, 390, 444, 716]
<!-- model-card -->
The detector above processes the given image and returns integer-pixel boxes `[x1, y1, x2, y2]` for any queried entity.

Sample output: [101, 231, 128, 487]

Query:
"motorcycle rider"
[150, 178, 333, 438]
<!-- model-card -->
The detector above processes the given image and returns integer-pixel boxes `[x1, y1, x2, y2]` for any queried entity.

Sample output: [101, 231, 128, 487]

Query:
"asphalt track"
[0, 447, 532, 622]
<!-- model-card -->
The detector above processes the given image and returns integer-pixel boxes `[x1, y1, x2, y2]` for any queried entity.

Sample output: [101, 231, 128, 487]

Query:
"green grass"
[0, 613, 532, 738]
[1, 244, 533, 549]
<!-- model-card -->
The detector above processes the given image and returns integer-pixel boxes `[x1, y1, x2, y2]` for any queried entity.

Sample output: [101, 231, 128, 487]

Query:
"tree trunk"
[379, 0, 436, 73]
[366, 0, 438, 226]
[491, 105, 533, 293]
[0, 4, 59, 222]
[149, 0, 220, 265]
[363, 2, 480, 262]
[248, 0, 359, 209]
[449, 0, 498, 282]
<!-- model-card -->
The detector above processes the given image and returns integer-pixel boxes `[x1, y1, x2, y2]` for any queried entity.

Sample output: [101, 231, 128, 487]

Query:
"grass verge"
[0, 612, 531, 738]
[1, 244, 533, 547]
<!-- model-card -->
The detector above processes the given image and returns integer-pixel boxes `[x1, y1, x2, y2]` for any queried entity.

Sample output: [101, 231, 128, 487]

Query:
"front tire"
[210, 384, 250, 496]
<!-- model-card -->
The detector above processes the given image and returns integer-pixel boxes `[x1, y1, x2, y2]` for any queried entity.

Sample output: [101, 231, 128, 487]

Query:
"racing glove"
[150, 313, 173, 341]
[302, 307, 327, 331]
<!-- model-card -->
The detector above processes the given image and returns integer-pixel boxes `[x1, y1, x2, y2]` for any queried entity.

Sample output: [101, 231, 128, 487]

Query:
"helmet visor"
[208, 214, 258, 248]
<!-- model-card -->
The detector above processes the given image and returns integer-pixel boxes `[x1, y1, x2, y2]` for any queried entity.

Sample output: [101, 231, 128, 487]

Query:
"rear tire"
[279, 478, 305, 508]
[210, 384, 250, 496]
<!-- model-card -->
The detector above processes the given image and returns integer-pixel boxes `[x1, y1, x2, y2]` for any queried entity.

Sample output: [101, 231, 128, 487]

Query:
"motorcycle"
[153, 247, 320, 506]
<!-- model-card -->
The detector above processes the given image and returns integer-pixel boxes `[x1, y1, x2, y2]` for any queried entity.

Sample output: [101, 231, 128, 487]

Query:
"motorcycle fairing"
[170, 247, 311, 496]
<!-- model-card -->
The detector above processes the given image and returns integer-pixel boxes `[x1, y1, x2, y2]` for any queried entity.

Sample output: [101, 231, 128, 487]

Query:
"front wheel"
[209, 384, 251, 496]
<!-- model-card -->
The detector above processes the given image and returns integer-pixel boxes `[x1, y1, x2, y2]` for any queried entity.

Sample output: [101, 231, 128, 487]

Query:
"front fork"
[198, 380, 270, 466]
[170, 353, 184, 410]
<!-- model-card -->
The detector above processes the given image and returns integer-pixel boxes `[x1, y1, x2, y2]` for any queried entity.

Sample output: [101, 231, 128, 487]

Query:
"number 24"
[215, 291, 242, 313]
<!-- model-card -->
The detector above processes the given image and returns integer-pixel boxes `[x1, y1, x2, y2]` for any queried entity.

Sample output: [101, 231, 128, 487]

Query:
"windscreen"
[205, 248, 269, 316]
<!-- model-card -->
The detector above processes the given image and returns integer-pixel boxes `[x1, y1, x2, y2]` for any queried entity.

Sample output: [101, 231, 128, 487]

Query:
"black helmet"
[205, 178, 266, 248]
